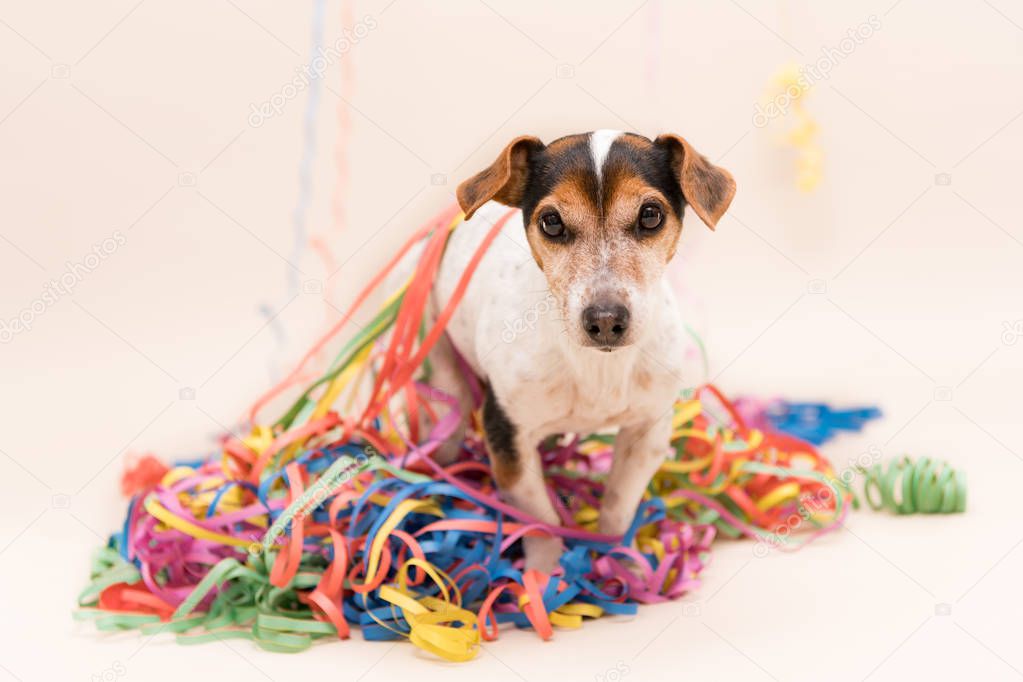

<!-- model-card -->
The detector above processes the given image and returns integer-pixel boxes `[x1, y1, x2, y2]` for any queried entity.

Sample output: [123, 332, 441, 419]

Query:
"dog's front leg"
[598, 412, 673, 537]
[482, 386, 563, 572]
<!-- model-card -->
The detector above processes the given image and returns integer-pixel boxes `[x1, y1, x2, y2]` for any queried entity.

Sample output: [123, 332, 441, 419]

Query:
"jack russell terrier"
[416, 130, 735, 572]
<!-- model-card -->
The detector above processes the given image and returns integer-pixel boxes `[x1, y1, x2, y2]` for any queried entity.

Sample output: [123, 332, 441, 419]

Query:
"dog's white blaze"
[589, 129, 622, 184]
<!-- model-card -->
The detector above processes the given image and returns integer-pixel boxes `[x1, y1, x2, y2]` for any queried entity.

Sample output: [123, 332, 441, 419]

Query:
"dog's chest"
[507, 347, 675, 436]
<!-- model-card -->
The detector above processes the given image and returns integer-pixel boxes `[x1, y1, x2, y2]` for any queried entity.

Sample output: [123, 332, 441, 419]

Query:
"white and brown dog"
[418, 130, 735, 572]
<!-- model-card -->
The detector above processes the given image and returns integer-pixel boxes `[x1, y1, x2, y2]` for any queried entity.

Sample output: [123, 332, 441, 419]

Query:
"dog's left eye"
[638, 204, 664, 231]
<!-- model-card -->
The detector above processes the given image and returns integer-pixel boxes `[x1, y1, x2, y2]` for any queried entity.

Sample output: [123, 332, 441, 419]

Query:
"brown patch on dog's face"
[458, 131, 735, 350]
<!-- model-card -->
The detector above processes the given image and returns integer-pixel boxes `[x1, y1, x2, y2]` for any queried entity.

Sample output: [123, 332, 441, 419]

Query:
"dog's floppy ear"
[457, 135, 544, 220]
[654, 133, 736, 230]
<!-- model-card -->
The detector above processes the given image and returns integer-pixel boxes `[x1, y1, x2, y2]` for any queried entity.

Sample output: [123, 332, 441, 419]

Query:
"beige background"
[1, 1, 1022, 680]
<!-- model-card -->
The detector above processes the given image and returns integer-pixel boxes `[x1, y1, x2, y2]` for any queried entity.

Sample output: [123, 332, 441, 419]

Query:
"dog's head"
[457, 131, 735, 351]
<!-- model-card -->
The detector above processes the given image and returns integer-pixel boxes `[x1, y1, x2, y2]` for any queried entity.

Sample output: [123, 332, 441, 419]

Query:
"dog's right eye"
[538, 212, 565, 239]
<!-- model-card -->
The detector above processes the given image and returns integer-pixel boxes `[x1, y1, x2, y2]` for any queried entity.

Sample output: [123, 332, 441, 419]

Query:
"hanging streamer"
[258, 0, 329, 381]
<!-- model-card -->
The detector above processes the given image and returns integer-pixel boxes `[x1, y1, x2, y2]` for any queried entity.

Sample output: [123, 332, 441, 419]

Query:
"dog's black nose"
[582, 303, 630, 345]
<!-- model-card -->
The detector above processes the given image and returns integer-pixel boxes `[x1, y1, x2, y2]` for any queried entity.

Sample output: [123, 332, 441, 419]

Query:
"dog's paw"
[523, 535, 563, 574]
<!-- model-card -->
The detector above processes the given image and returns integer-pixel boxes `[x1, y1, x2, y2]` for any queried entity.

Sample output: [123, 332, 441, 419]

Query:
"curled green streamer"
[860, 456, 966, 514]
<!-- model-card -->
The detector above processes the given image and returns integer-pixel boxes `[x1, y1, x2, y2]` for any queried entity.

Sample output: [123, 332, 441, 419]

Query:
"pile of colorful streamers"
[77, 206, 892, 661]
